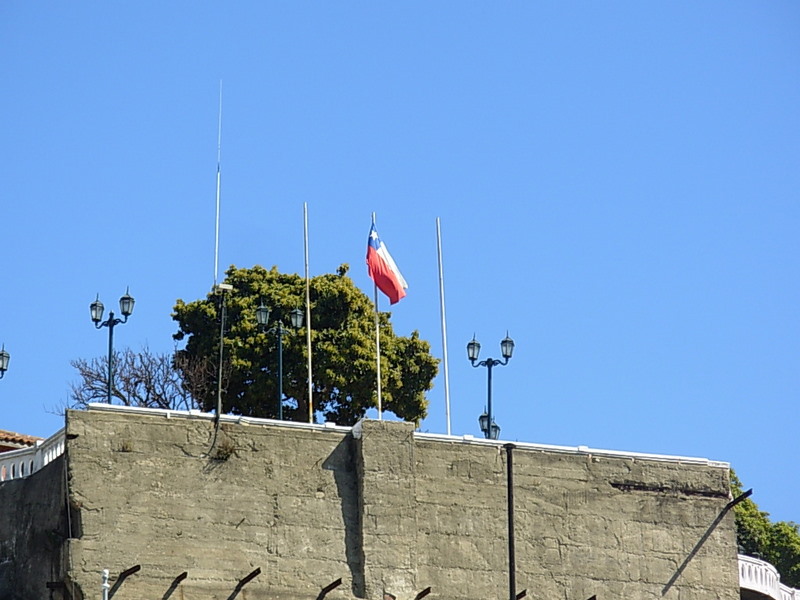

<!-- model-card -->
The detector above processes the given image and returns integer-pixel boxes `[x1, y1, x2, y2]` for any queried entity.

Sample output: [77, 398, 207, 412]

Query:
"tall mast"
[213, 80, 223, 286]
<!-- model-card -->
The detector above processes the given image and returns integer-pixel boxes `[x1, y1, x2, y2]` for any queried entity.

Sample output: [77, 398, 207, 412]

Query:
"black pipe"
[727, 488, 753, 510]
[505, 443, 516, 600]
[162, 572, 188, 600]
[661, 489, 752, 595]
[414, 587, 432, 600]
[225, 568, 261, 600]
[316, 578, 342, 600]
[237, 568, 261, 588]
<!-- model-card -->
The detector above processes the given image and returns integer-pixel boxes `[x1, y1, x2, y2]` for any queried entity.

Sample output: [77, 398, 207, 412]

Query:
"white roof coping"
[85, 403, 353, 434]
[84, 404, 728, 467]
[414, 431, 729, 467]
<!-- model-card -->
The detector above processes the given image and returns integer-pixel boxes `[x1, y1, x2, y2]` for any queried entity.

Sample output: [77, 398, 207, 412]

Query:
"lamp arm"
[264, 322, 298, 336]
[472, 357, 508, 369]
[95, 316, 127, 330]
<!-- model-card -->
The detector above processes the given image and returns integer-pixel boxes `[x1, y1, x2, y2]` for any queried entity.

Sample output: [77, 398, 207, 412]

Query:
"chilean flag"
[366, 223, 408, 304]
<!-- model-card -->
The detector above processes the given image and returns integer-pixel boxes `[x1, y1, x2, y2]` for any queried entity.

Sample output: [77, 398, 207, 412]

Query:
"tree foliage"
[172, 264, 438, 425]
[732, 470, 800, 588]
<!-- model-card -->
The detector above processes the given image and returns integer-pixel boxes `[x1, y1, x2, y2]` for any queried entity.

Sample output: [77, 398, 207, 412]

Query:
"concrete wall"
[0, 456, 69, 600]
[7, 407, 741, 600]
[65, 408, 358, 600]
[412, 436, 738, 600]
[355, 420, 739, 600]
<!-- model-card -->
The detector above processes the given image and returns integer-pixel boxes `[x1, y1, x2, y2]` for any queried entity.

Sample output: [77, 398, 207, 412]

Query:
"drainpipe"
[505, 443, 516, 600]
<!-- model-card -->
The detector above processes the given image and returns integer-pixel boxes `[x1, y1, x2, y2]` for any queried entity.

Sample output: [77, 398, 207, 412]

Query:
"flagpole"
[436, 217, 452, 435]
[372, 212, 383, 420]
[213, 80, 225, 425]
[213, 80, 223, 287]
[304, 203, 314, 423]
[374, 283, 383, 420]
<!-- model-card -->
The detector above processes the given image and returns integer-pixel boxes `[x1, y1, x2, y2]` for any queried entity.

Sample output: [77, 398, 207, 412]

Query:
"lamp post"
[0, 345, 9, 379]
[90, 289, 135, 403]
[467, 333, 515, 440]
[256, 303, 304, 421]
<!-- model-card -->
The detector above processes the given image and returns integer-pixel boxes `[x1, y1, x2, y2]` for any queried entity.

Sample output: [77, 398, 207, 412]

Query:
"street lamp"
[256, 303, 304, 420]
[90, 288, 135, 403]
[467, 333, 514, 439]
[0, 345, 9, 379]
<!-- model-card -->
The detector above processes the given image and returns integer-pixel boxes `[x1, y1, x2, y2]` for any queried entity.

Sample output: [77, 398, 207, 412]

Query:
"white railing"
[0, 429, 65, 482]
[739, 554, 800, 600]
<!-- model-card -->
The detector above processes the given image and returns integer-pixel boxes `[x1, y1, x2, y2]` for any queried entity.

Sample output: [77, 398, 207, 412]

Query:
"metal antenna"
[436, 217, 451, 435]
[213, 80, 223, 287]
[304, 202, 314, 423]
[212, 80, 227, 429]
[215, 283, 232, 423]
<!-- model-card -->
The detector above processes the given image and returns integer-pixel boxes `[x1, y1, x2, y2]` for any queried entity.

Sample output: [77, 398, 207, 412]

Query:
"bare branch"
[69, 346, 200, 411]
[173, 352, 232, 413]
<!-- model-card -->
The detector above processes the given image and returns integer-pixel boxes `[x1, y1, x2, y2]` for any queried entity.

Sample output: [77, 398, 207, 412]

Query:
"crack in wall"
[610, 481, 727, 498]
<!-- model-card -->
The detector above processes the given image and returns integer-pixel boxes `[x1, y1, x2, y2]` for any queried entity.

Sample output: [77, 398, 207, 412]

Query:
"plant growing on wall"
[172, 264, 438, 426]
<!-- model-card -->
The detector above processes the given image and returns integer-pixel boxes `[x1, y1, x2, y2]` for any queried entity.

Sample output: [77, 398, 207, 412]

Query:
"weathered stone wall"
[0, 456, 68, 600]
[64, 409, 358, 600]
[6, 407, 740, 600]
[412, 438, 738, 600]
[356, 421, 739, 600]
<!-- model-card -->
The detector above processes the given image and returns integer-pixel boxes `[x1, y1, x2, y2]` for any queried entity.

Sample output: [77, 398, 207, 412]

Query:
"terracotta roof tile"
[0, 429, 43, 447]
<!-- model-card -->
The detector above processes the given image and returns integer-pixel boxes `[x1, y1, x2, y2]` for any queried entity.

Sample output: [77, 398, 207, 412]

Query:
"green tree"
[768, 521, 800, 588]
[732, 470, 800, 588]
[172, 264, 438, 425]
[731, 471, 772, 556]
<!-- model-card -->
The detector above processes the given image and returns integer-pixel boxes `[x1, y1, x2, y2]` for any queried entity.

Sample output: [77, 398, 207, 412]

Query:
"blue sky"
[2, 3, 798, 523]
